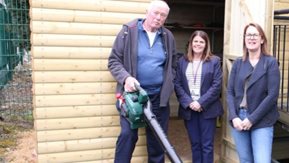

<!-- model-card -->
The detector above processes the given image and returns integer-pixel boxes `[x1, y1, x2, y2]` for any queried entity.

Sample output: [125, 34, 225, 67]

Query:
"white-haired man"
[108, 1, 178, 162]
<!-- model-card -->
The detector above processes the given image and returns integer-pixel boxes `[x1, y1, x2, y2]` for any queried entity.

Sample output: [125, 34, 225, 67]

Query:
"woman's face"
[192, 35, 206, 55]
[244, 26, 264, 52]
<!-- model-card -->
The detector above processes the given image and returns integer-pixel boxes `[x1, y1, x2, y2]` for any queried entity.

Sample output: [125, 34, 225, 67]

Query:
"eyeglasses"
[245, 33, 260, 39]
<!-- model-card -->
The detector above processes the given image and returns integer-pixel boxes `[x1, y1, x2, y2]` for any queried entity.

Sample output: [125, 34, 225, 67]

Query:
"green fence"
[0, 0, 32, 126]
[0, 3, 9, 85]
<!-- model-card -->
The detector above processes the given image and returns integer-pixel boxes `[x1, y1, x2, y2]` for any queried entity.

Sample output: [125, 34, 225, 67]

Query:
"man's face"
[145, 5, 169, 31]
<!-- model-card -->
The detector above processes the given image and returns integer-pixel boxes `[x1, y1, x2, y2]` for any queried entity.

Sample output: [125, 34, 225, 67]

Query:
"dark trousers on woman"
[114, 94, 170, 163]
[184, 111, 216, 163]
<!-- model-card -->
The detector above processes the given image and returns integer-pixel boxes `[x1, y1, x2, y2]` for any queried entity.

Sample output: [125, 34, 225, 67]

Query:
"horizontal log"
[281, 70, 288, 78]
[30, 0, 148, 13]
[30, 95, 188, 112]
[34, 105, 118, 119]
[278, 99, 289, 106]
[278, 60, 289, 66]
[31, 21, 121, 35]
[34, 82, 116, 95]
[275, 2, 289, 11]
[30, 8, 144, 24]
[279, 86, 288, 91]
[34, 97, 178, 119]
[35, 116, 120, 130]
[37, 127, 146, 142]
[32, 46, 111, 59]
[33, 59, 108, 71]
[33, 71, 114, 83]
[77, 156, 148, 163]
[37, 136, 146, 154]
[38, 146, 147, 162]
[34, 94, 115, 107]
[31, 34, 115, 47]
[274, 47, 289, 54]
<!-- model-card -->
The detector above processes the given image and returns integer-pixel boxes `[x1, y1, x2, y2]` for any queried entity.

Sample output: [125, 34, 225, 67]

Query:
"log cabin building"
[30, 0, 289, 162]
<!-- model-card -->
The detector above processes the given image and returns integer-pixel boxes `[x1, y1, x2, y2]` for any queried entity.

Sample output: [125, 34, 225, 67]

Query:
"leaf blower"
[116, 84, 183, 163]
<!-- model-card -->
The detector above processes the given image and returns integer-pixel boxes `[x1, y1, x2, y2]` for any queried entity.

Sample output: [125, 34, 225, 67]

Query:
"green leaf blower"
[116, 84, 183, 163]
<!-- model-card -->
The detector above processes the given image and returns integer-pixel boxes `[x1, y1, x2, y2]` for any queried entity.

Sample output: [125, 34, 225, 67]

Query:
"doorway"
[165, 0, 225, 162]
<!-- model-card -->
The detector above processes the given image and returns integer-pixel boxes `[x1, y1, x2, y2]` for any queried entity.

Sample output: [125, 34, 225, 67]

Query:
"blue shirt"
[136, 20, 166, 94]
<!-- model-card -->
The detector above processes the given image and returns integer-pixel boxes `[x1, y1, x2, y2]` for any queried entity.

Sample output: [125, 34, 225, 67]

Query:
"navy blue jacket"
[227, 55, 280, 129]
[174, 56, 223, 120]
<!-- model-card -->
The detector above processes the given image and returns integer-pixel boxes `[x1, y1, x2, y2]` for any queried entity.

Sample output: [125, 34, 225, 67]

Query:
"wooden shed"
[30, 0, 289, 162]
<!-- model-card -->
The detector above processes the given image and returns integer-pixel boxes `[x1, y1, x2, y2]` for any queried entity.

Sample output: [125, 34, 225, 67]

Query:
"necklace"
[192, 60, 202, 84]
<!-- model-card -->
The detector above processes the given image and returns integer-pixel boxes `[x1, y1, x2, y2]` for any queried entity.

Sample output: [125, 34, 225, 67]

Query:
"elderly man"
[108, 0, 178, 162]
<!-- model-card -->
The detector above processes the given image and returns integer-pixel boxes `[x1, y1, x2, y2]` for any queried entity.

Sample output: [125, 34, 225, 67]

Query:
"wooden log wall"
[274, 0, 289, 93]
[273, 0, 289, 160]
[275, 0, 289, 11]
[30, 0, 150, 162]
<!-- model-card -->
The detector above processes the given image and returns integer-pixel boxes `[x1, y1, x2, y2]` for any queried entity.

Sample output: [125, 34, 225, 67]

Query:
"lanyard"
[192, 61, 202, 84]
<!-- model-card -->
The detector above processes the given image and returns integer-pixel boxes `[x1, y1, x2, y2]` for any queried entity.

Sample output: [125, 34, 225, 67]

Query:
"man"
[108, 0, 177, 162]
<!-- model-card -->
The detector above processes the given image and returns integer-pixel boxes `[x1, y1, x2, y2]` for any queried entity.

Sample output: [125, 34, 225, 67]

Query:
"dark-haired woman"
[174, 30, 223, 163]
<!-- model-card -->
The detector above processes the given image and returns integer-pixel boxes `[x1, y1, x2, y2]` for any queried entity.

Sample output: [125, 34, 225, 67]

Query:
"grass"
[0, 121, 23, 157]
[0, 111, 34, 155]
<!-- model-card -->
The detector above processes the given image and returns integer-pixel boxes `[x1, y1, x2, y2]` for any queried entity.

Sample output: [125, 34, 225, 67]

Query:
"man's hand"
[124, 77, 139, 92]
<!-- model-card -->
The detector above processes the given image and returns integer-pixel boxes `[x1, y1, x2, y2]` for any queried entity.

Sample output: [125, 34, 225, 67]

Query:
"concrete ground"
[168, 118, 222, 163]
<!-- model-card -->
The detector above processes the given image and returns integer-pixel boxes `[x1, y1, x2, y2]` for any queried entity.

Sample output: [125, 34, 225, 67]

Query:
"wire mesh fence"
[0, 0, 32, 128]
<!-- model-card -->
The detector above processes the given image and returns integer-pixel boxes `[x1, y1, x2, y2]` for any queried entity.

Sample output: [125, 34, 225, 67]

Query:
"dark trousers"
[184, 112, 216, 163]
[114, 94, 170, 163]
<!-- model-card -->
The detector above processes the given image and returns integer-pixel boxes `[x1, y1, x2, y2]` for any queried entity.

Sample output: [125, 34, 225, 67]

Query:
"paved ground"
[168, 118, 221, 163]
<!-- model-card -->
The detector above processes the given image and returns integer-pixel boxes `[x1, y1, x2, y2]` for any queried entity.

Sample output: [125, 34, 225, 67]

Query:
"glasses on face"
[245, 33, 260, 39]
